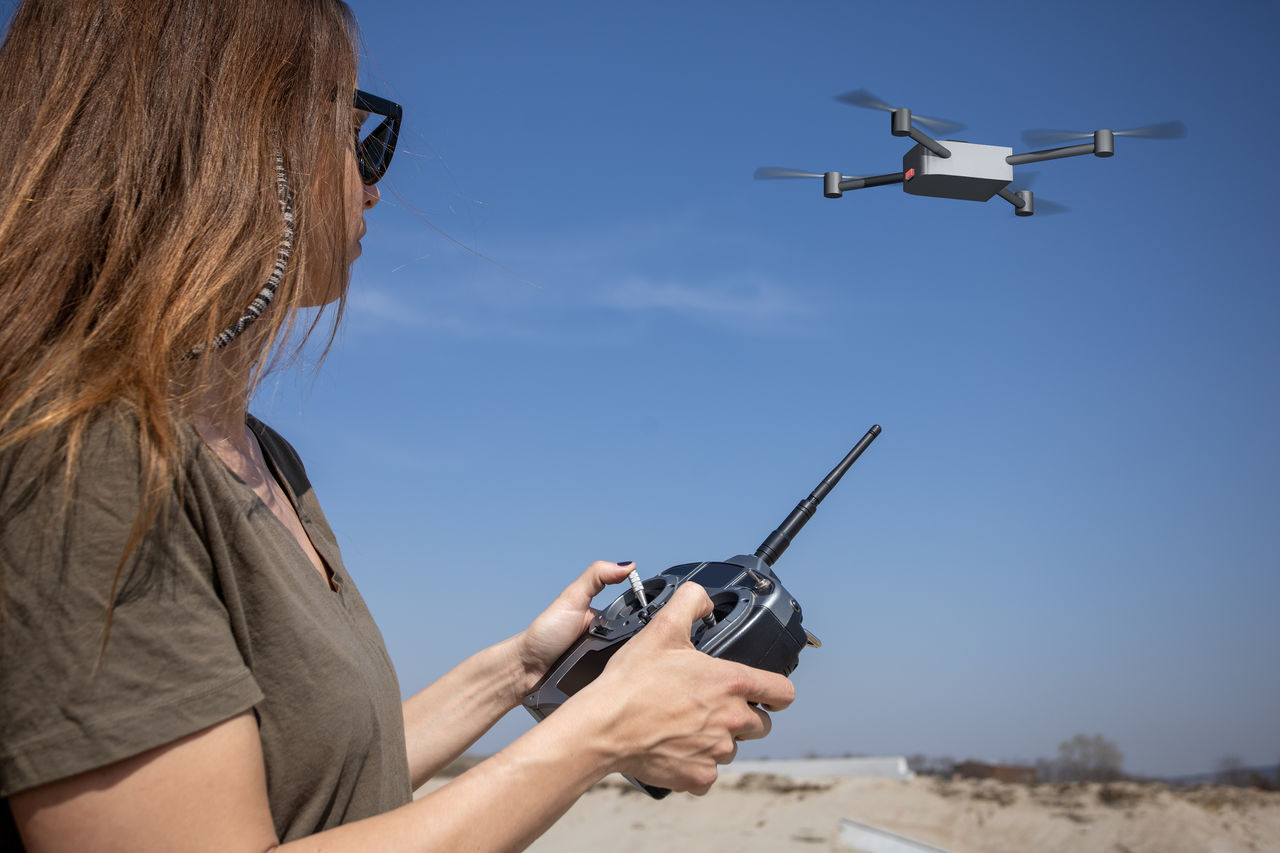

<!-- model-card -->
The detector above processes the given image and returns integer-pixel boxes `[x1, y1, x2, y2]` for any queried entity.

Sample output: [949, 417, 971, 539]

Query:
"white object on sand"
[730, 756, 914, 780]
[838, 818, 955, 853]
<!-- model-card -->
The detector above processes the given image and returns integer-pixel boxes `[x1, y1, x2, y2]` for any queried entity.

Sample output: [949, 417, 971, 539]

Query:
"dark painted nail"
[617, 561, 633, 567]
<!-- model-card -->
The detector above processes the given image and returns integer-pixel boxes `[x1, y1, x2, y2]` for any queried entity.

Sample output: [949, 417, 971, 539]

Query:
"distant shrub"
[1037, 734, 1124, 783]
[1098, 783, 1142, 808]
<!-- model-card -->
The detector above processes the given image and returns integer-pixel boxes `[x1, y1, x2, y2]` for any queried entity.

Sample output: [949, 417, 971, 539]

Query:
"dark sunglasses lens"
[356, 141, 379, 184]
[351, 91, 401, 184]
[356, 118, 396, 185]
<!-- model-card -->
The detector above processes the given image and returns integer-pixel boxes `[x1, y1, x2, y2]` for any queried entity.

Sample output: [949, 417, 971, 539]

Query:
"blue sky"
[252, 0, 1279, 778]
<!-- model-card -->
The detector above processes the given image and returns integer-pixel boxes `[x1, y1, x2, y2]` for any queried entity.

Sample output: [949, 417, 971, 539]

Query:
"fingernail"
[617, 561, 633, 567]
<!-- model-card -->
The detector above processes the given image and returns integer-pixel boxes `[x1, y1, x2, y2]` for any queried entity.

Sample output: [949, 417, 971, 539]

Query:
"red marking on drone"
[904, 168, 915, 181]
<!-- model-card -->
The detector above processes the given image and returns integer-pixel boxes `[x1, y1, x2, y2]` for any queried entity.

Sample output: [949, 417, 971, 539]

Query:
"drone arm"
[906, 127, 951, 158]
[826, 171, 905, 198]
[1006, 143, 1093, 165]
[890, 107, 951, 158]
[844, 172, 906, 190]
[1007, 130, 1116, 165]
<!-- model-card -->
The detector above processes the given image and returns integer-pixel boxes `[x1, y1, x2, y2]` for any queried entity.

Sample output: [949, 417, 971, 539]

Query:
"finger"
[713, 738, 739, 765]
[733, 704, 773, 742]
[686, 763, 718, 796]
[645, 582, 712, 639]
[721, 659, 796, 712]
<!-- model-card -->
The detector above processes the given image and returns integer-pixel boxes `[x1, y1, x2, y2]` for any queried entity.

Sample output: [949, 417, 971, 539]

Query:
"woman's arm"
[399, 635, 529, 789]
[401, 561, 636, 788]
[12, 582, 794, 853]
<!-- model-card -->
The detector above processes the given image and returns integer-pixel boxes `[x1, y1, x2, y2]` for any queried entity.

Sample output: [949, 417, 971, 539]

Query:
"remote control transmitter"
[523, 424, 881, 798]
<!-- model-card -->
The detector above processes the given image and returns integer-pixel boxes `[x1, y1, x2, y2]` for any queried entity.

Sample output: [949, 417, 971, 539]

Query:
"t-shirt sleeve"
[0, 415, 264, 797]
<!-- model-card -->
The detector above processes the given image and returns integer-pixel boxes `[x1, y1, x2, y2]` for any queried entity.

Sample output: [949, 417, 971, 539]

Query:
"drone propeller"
[754, 167, 866, 181]
[1021, 120, 1186, 148]
[1032, 197, 1070, 216]
[1006, 174, 1069, 216]
[753, 167, 826, 180]
[834, 88, 965, 136]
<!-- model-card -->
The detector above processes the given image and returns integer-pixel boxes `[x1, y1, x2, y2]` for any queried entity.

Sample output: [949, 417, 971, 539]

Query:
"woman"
[0, 1, 794, 850]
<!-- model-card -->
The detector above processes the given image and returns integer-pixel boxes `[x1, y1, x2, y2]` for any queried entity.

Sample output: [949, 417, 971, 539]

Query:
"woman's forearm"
[14, 706, 612, 853]
[285, 708, 610, 853]
[399, 560, 631, 789]
[401, 635, 531, 789]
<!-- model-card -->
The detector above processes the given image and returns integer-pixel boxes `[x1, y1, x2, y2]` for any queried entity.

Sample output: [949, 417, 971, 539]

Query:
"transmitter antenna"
[754, 424, 881, 567]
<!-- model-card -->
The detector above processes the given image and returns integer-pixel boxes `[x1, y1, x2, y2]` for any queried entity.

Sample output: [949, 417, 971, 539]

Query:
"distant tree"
[1035, 757, 1059, 783]
[1214, 755, 1249, 787]
[1213, 756, 1280, 790]
[1053, 733, 1124, 782]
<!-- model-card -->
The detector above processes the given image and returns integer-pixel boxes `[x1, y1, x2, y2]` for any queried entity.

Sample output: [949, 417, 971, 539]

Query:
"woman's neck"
[182, 353, 255, 456]
[191, 398, 251, 457]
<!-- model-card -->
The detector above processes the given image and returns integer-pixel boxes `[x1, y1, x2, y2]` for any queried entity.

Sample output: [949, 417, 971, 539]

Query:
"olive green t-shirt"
[0, 411, 412, 847]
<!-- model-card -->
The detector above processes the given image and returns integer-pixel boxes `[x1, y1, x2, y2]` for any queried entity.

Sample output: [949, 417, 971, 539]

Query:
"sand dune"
[512, 773, 1280, 852]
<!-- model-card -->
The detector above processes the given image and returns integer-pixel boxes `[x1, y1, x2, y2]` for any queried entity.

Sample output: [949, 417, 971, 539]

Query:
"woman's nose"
[363, 182, 380, 210]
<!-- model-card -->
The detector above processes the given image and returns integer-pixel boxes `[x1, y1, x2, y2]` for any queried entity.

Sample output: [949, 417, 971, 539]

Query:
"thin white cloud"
[600, 275, 806, 323]
[344, 279, 555, 342]
[344, 206, 815, 340]
[345, 286, 432, 328]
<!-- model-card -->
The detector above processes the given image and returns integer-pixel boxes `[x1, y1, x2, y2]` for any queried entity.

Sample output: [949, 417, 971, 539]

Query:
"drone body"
[757, 89, 1184, 218]
[901, 141, 1012, 202]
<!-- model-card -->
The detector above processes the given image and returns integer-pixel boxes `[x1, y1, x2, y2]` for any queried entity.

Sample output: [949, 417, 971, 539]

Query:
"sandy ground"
[419, 773, 1280, 853]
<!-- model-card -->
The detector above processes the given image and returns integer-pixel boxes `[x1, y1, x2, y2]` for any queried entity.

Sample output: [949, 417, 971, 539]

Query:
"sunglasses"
[352, 89, 402, 185]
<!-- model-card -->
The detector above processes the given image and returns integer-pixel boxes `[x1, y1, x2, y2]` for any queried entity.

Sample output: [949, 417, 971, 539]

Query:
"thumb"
[646, 581, 712, 640]
[561, 560, 636, 609]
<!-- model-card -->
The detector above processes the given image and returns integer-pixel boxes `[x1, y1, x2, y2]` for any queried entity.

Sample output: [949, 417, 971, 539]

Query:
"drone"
[756, 89, 1185, 217]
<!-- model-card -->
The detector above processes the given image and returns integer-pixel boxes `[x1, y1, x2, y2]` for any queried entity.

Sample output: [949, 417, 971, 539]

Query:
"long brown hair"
[0, 0, 360, 633]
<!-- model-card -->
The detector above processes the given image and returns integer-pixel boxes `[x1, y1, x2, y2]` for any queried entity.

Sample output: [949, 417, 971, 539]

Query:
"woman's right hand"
[560, 581, 795, 795]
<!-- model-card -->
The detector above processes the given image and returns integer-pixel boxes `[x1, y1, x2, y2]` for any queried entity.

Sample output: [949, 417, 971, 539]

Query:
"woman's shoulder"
[1, 403, 201, 504]
[0, 404, 220, 582]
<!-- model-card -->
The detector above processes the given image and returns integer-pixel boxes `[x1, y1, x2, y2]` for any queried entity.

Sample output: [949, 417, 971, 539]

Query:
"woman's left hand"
[509, 560, 635, 701]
